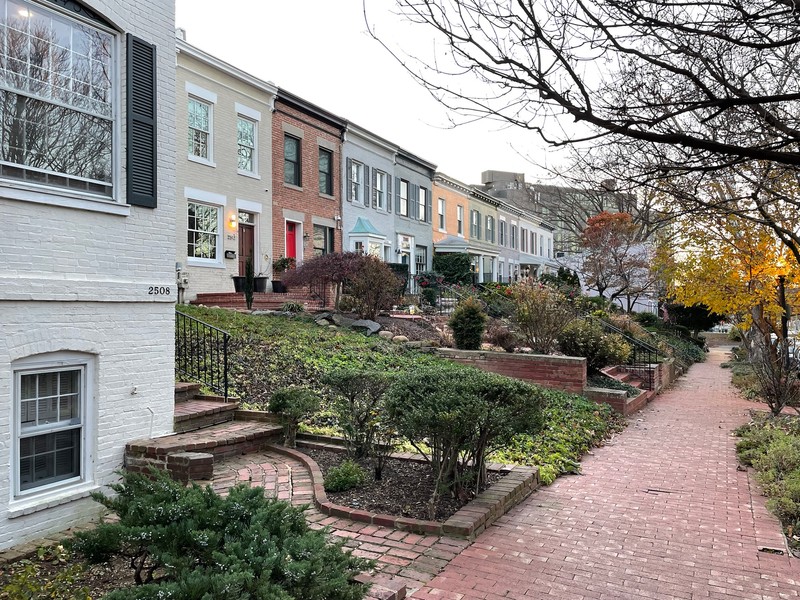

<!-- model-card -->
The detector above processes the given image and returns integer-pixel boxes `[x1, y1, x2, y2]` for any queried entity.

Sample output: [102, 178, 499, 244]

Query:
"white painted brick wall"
[0, 0, 177, 550]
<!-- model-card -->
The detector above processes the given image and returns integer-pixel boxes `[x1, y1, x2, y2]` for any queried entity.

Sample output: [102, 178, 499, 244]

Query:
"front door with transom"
[238, 211, 255, 275]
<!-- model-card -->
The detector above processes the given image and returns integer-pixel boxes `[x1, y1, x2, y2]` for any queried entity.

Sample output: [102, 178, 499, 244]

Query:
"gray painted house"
[341, 124, 436, 293]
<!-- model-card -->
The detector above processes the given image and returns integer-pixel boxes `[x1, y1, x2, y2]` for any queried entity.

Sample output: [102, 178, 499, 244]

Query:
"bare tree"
[368, 0, 800, 261]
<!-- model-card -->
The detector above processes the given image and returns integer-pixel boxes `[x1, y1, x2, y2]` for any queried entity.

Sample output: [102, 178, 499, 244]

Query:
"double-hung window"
[237, 117, 256, 173]
[418, 187, 428, 222]
[188, 201, 220, 262]
[499, 220, 506, 246]
[470, 210, 481, 240]
[0, 0, 115, 197]
[16, 362, 85, 493]
[188, 98, 211, 160]
[438, 198, 445, 230]
[349, 160, 364, 203]
[511, 225, 518, 249]
[521, 228, 528, 253]
[374, 170, 386, 210]
[284, 135, 301, 186]
[457, 205, 464, 235]
[532, 231, 537, 255]
[319, 148, 333, 196]
[486, 216, 494, 243]
[399, 179, 409, 216]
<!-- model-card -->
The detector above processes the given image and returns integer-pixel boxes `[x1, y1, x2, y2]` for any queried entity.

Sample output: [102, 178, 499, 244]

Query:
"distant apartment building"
[0, 0, 176, 549]
[482, 170, 635, 256]
[176, 36, 276, 300]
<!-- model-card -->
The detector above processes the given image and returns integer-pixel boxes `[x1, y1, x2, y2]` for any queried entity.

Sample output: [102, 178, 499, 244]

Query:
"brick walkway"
[210, 449, 470, 596]
[411, 347, 800, 599]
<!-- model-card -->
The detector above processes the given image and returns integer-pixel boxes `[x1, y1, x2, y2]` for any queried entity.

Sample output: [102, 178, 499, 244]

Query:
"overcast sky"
[174, 0, 559, 185]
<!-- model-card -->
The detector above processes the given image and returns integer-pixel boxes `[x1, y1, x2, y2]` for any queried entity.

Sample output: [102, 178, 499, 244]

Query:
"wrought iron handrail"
[175, 309, 230, 400]
[421, 283, 485, 315]
[586, 315, 663, 390]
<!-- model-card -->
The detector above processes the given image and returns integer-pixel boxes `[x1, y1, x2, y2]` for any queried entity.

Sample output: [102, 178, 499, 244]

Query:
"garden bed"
[303, 447, 505, 522]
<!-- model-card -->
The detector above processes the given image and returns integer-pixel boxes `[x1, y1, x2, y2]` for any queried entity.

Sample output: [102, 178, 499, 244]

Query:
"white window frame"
[349, 160, 364, 203]
[438, 198, 446, 231]
[186, 187, 225, 268]
[235, 102, 260, 178]
[486, 216, 494, 243]
[521, 227, 528, 253]
[511, 224, 518, 249]
[374, 170, 386, 210]
[418, 187, 428, 222]
[0, 0, 120, 212]
[400, 179, 409, 216]
[186, 82, 216, 166]
[499, 219, 506, 246]
[457, 205, 464, 236]
[12, 352, 95, 501]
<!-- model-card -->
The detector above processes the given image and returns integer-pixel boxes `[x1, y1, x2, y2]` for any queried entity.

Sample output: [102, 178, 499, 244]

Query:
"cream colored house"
[176, 35, 276, 301]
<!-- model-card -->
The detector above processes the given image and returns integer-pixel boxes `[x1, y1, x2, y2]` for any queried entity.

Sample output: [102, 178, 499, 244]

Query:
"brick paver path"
[210, 448, 470, 596]
[412, 347, 800, 599]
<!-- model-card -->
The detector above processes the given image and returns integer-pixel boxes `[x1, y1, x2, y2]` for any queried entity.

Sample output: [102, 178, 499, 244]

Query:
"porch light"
[228, 212, 237, 230]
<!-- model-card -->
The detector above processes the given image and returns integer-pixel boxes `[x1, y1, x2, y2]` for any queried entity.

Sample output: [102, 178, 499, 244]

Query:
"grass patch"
[736, 412, 800, 551]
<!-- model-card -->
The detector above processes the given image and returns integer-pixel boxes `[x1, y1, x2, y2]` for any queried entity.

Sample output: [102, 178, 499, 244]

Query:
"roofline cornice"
[176, 39, 278, 97]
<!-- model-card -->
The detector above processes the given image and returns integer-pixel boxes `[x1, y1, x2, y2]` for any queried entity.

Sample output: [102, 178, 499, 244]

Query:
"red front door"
[286, 222, 297, 260]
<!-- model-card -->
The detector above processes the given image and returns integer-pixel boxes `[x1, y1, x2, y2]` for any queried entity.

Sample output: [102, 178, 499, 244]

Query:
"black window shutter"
[346, 158, 353, 202]
[126, 34, 157, 208]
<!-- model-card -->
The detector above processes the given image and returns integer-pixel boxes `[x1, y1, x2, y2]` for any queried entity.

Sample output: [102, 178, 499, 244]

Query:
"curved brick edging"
[265, 443, 539, 539]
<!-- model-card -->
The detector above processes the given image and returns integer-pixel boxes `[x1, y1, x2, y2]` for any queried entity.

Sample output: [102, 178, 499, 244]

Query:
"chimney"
[176, 27, 187, 41]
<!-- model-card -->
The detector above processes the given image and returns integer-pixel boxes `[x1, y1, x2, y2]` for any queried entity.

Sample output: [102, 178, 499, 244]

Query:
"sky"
[174, 0, 558, 186]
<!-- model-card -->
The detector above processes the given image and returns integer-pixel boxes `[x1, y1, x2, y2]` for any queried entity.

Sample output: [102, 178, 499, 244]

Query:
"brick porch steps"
[192, 291, 326, 311]
[125, 421, 284, 478]
[174, 399, 240, 433]
[598, 365, 655, 415]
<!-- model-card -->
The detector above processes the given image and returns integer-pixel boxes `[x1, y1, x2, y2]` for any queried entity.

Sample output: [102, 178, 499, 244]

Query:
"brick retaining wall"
[436, 349, 587, 393]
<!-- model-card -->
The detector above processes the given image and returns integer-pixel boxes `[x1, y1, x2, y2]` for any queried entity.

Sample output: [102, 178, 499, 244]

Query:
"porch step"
[126, 421, 284, 470]
[175, 381, 202, 403]
[174, 399, 240, 433]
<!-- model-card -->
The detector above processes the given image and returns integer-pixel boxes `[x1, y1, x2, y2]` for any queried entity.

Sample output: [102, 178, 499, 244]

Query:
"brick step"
[174, 399, 239, 433]
[174, 381, 202, 403]
[126, 421, 284, 473]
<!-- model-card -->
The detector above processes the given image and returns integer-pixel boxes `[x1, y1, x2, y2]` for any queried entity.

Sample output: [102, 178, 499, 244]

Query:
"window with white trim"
[188, 97, 211, 160]
[349, 160, 364, 203]
[374, 170, 386, 210]
[237, 117, 256, 173]
[531, 231, 537, 255]
[486, 216, 494, 243]
[399, 179, 409, 216]
[16, 362, 85, 493]
[418, 187, 428, 222]
[470, 209, 481, 239]
[521, 228, 528, 253]
[457, 205, 464, 235]
[499, 220, 506, 246]
[0, 0, 114, 197]
[511, 224, 517, 249]
[438, 198, 445, 230]
[187, 201, 221, 262]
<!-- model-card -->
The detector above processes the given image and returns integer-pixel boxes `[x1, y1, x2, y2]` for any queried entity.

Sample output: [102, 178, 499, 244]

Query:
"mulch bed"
[303, 447, 504, 522]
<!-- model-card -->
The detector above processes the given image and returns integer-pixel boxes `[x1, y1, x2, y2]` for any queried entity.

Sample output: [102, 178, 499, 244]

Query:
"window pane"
[19, 429, 79, 490]
[237, 117, 254, 171]
[187, 202, 219, 260]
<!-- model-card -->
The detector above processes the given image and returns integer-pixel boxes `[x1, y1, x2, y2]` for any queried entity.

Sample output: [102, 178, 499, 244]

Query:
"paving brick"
[412, 348, 800, 598]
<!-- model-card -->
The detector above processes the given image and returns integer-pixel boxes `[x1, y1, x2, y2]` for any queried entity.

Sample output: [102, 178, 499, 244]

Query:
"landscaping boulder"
[331, 314, 356, 328]
[315, 318, 331, 327]
[392, 335, 409, 343]
[351, 319, 381, 335]
[378, 330, 395, 340]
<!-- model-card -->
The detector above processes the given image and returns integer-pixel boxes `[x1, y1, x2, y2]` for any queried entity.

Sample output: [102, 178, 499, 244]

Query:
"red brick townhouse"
[271, 89, 346, 271]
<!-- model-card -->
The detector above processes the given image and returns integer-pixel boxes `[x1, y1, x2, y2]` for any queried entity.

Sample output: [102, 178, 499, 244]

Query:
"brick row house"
[0, 0, 176, 549]
[272, 89, 346, 268]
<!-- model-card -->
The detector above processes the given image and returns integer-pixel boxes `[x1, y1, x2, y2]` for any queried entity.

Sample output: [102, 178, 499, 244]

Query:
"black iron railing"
[588, 316, 663, 390]
[175, 309, 230, 399]
[419, 283, 485, 315]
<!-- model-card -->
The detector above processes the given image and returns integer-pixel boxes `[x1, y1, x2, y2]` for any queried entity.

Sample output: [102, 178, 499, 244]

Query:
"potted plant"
[272, 256, 295, 293]
[253, 272, 269, 293]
